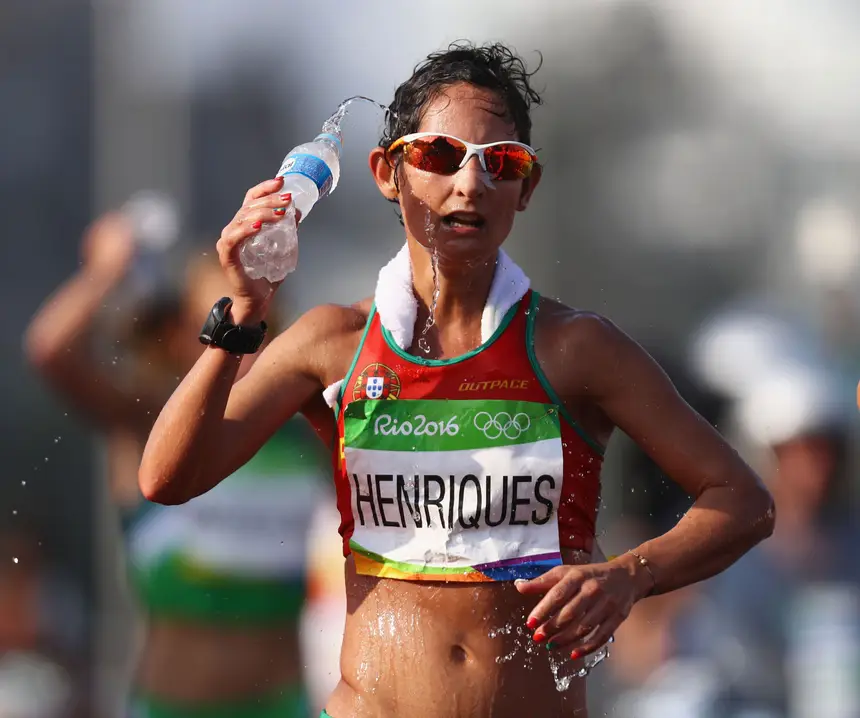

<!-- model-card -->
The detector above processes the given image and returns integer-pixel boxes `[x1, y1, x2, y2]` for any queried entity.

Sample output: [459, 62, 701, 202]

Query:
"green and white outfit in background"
[124, 418, 328, 718]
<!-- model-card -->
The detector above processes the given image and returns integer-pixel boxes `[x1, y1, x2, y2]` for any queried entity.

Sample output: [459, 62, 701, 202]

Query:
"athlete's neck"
[407, 239, 497, 343]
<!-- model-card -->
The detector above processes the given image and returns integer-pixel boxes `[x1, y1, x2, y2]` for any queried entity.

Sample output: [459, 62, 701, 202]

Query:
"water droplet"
[21, 481, 26, 486]
[12, 557, 18, 564]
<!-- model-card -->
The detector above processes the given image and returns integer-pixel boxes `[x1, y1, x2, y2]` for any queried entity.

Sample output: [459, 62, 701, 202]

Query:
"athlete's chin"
[432, 230, 506, 265]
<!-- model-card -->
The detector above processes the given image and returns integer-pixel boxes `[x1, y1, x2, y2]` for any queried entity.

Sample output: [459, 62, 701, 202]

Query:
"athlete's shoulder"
[291, 297, 373, 340]
[534, 295, 617, 339]
[532, 294, 638, 373]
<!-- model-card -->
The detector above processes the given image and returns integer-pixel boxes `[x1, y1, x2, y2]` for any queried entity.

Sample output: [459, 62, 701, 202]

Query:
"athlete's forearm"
[139, 346, 243, 504]
[24, 269, 164, 433]
[25, 269, 120, 372]
[622, 480, 774, 596]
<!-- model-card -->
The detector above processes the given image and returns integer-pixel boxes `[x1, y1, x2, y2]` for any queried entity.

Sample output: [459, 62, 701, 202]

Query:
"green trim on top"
[525, 291, 605, 456]
[129, 552, 307, 624]
[380, 300, 519, 367]
[334, 304, 377, 420]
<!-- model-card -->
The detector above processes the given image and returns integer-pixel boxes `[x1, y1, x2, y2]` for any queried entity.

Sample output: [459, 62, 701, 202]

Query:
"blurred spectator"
[0, 525, 85, 717]
[603, 309, 860, 718]
[667, 360, 858, 718]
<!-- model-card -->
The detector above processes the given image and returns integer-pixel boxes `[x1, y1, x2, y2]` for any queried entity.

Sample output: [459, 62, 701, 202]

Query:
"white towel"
[322, 243, 530, 409]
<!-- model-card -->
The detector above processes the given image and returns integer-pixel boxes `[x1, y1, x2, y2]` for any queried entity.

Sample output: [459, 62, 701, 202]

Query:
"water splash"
[321, 95, 397, 137]
[488, 621, 614, 692]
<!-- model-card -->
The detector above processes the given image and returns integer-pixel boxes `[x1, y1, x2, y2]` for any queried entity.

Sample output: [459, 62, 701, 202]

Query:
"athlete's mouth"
[442, 211, 486, 229]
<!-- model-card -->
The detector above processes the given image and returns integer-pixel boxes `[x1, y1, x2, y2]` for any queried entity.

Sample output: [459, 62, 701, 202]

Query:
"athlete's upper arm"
[563, 314, 761, 499]
[208, 303, 363, 481]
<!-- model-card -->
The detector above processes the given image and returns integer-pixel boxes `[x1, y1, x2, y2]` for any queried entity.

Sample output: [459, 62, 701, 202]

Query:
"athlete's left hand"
[514, 557, 653, 659]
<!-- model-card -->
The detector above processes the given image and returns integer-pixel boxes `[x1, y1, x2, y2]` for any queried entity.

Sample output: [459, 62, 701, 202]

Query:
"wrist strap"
[199, 297, 267, 354]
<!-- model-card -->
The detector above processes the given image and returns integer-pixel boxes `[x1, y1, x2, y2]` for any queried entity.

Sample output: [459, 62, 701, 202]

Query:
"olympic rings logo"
[473, 411, 531, 440]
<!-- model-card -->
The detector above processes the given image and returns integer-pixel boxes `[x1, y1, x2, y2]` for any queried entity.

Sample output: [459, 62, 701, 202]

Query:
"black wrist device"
[198, 297, 267, 354]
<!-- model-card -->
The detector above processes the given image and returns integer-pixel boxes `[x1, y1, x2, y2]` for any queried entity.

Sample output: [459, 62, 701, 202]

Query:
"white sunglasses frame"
[388, 132, 538, 177]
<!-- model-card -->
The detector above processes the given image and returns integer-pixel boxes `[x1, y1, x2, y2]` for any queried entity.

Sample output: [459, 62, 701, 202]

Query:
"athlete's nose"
[452, 154, 488, 200]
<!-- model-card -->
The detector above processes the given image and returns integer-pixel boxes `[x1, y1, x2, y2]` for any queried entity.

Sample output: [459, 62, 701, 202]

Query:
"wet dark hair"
[380, 41, 543, 149]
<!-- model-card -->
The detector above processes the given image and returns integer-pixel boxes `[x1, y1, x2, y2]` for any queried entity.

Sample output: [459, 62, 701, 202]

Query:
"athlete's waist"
[336, 554, 589, 717]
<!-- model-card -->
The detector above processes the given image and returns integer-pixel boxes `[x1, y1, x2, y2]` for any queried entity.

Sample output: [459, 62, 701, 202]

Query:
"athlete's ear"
[517, 163, 542, 212]
[369, 147, 399, 201]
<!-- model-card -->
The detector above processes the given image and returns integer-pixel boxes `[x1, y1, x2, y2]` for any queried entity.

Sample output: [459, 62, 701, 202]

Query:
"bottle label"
[278, 154, 333, 199]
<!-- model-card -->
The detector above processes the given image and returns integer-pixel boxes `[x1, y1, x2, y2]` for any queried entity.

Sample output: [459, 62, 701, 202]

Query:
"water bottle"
[122, 190, 180, 298]
[240, 129, 343, 283]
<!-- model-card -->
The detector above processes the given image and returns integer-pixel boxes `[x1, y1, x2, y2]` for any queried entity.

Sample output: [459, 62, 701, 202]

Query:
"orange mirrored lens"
[484, 145, 534, 180]
[402, 136, 467, 174]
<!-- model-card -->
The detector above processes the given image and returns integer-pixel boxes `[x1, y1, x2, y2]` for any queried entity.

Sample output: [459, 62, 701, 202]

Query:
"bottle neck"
[315, 132, 342, 157]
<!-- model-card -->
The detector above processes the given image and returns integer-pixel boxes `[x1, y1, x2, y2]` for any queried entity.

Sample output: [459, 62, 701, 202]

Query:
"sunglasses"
[385, 133, 538, 181]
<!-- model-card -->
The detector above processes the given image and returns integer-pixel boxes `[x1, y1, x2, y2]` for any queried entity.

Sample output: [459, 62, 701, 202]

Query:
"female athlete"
[139, 42, 775, 718]
[26, 216, 327, 718]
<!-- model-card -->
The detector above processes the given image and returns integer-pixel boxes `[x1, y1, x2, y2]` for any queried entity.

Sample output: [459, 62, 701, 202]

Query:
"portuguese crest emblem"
[353, 363, 401, 401]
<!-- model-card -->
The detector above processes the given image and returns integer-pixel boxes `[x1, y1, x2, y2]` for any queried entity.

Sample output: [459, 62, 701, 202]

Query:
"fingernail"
[273, 207, 286, 216]
[279, 193, 292, 201]
[252, 220, 262, 230]
[546, 642, 555, 650]
[273, 175, 284, 182]
[533, 629, 546, 643]
[526, 617, 539, 630]
[570, 650, 581, 660]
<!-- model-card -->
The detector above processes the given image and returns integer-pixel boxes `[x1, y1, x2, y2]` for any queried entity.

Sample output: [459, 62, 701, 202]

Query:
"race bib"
[343, 399, 564, 581]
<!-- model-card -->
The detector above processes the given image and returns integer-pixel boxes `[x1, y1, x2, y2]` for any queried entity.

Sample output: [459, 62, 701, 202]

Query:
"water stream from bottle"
[321, 95, 397, 136]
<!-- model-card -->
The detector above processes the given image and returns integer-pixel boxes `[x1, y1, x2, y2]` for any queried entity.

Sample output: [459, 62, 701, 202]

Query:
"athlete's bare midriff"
[136, 621, 301, 702]
[326, 550, 591, 718]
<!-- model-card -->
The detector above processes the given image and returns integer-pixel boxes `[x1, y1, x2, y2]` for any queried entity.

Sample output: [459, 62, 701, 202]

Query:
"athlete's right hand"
[216, 176, 300, 323]
[81, 211, 136, 284]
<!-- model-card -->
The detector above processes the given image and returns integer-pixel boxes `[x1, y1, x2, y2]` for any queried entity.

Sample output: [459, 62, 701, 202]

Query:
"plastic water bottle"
[122, 190, 181, 298]
[240, 129, 343, 283]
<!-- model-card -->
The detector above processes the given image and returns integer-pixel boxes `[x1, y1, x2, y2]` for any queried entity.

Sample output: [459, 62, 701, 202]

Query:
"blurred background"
[4, 0, 860, 716]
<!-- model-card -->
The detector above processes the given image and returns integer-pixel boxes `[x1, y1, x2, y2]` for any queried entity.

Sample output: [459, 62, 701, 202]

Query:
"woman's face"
[375, 82, 541, 267]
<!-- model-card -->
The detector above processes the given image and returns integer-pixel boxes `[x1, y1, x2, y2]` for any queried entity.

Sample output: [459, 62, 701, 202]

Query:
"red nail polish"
[533, 629, 546, 643]
[252, 220, 262, 230]
[280, 193, 292, 201]
[570, 650, 581, 660]
[526, 617, 539, 630]
[274, 175, 284, 181]
[273, 207, 286, 215]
